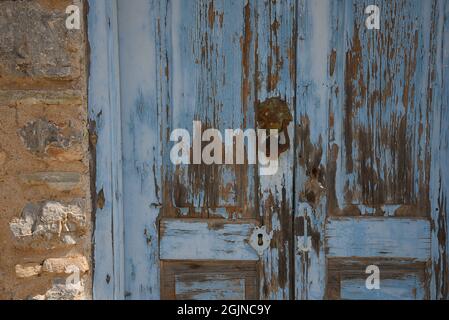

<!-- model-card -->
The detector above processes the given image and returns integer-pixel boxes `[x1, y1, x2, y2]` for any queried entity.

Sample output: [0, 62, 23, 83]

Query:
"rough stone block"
[0, 0, 84, 85]
[18, 118, 82, 158]
[9, 200, 87, 247]
[42, 256, 89, 274]
[32, 278, 85, 300]
[20, 171, 81, 191]
[15, 264, 42, 278]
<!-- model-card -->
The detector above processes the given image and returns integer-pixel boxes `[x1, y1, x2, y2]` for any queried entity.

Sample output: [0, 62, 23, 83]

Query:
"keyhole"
[258, 233, 264, 246]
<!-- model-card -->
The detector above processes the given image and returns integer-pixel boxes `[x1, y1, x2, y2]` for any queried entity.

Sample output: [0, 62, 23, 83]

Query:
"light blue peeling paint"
[117, 0, 162, 299]
[326, 218, 431, 260]
[88, 0, 116, 300]
[341, 275, 426, 300]
[249, 0, 296, 300]
[90, 0, 448, 300]
[175, 275, 245, 300]
[160, 219, 259, 260]
[295, 0, 333, 300]
[168, 0, 256, 210]
[337, 0, 435, 208]
[428, 0, 449, 300]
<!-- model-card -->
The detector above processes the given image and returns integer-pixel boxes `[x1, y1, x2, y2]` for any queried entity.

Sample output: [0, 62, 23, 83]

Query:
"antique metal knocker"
[256, 97, 293, 157]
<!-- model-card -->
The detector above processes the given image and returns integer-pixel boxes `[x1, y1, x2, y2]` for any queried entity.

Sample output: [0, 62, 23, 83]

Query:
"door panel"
[327, 259, 428, 300]
[165, 0, 257, 216]
[332, 0, 432, 217]
[161, 261, 258, 299]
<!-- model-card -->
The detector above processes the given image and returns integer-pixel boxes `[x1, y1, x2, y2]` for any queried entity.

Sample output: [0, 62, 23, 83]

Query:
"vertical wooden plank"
[88, 0, 124, 300]
[108, 0, 125, 300]
[294, 0, 334, 300]
[429, 0, 449, 300]
[249, 0, 296, 299]
[441, 0, 449, 299]
[88, 0, 113, 300]
[117, 0, 161, 299]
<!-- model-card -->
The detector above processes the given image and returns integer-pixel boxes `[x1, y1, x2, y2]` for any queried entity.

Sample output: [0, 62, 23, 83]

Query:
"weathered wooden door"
[154, 0, 297, 300]
[89, 0, 448, 300]
[294, 0, 447, 300]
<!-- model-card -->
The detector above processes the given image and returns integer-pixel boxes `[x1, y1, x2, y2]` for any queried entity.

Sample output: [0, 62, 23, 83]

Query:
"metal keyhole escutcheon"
[250, 226, 273, 256]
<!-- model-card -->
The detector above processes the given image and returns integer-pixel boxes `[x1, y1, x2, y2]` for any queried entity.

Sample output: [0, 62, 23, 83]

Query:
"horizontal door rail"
[325, 217, 431, 261]
[160, 219, 260, 261]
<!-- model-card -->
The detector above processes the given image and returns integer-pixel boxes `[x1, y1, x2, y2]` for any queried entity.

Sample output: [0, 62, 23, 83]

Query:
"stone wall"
[0, 0, 91, 299]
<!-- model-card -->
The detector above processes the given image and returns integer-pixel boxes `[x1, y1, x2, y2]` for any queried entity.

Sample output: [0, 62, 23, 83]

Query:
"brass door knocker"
[256, 97, 293, 157]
